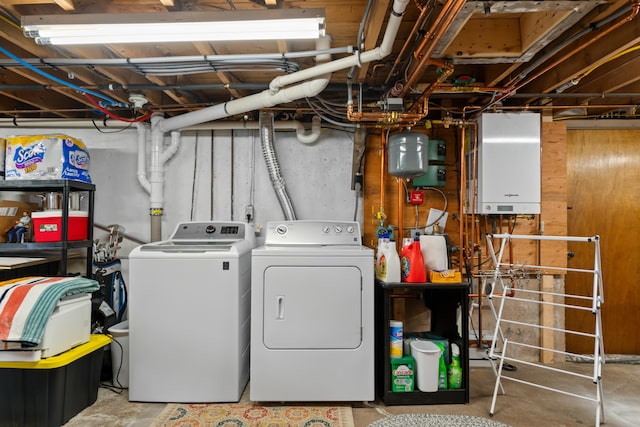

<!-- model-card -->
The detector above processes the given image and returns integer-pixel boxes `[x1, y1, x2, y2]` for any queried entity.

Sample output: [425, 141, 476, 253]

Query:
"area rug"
[368, 414, 511, 427]
[151, 403, 355, 427]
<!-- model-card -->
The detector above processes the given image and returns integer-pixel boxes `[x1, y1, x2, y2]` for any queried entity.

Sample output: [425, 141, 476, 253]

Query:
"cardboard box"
[32, 210, 89, 242]
[0, 334, 111, 427]
[0, 200, 39, 243]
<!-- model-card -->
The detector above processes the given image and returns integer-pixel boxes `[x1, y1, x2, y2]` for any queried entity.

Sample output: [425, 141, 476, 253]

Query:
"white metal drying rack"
[485, 233, 605, 427]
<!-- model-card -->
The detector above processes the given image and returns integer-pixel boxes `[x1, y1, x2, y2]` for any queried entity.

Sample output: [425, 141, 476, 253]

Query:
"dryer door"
[263, 265, 362, 349]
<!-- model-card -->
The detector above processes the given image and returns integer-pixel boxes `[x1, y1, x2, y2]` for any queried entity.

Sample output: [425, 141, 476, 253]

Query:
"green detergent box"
[391, 355, 415, 392]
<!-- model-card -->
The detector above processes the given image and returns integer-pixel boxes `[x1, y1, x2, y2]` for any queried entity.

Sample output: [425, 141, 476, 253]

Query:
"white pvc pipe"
[136, 122, 151, 194]
[186, 119, 322, 144]
[0, 118, 321, 143]
[161, 130, 181, 165]
[149, 114, 165, 241]
[159, 0, 410, 133]
[0, 116, 320, 144]
[159, 60, 331, 132]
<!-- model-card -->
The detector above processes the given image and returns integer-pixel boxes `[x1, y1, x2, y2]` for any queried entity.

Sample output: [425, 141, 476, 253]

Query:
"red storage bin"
[32, 210, 89, 242]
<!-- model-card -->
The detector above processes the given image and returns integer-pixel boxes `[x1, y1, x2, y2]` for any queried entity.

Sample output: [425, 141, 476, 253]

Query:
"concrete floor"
[63, 359, 640, 427]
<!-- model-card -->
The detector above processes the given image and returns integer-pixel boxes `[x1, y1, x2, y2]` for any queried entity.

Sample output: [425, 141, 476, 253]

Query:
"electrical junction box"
[385, 97, 404, 112]
[470, 112, 541, 214]
[412, 165, 446, 187]
[429, 140, 446, 162]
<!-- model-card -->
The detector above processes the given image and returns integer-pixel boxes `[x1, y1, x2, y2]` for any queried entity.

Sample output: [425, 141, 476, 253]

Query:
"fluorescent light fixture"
[22, 9, 325, 45]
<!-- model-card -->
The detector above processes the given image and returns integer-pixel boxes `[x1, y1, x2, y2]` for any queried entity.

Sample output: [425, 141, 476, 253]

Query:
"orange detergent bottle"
[400, 238, 427, 283]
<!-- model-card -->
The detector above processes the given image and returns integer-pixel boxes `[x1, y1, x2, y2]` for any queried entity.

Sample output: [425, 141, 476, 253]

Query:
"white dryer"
[250, 220, 374, 402]
[128, 221, 255, 402]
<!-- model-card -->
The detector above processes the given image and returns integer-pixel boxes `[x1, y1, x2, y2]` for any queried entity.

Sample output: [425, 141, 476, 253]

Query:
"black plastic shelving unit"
[375, 280, 470, 405]
[0, 179, 95, 277]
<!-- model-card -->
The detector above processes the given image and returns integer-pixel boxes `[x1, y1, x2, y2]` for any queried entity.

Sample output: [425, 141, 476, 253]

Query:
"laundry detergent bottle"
[377, 239, 401, 283]
[375, 237, 389, 280]
[400, 237, 427, 283]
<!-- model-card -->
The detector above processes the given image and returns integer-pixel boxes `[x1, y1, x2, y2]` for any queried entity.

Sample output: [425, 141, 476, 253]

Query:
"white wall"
[0, 124, 359, 280]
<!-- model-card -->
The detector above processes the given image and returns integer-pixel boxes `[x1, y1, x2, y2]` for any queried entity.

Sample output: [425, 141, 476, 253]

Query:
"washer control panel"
[265, 220, 361, 246]
[170, 221, 246, 241]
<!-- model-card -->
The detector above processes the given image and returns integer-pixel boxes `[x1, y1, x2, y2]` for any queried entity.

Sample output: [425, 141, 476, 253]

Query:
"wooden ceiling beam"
[516, 11, 640, 95]
[192, 41, 245, 101]
[4, 0, 75, 11]
[356, 0, 390, 84]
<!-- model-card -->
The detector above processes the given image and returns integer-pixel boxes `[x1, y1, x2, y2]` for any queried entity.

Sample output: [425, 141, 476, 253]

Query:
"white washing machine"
[128, 221, 255, 402]
[250, 220, 375, 402]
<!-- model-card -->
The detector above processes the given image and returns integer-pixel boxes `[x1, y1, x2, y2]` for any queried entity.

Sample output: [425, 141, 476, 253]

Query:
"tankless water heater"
[471, 112, 541, 214]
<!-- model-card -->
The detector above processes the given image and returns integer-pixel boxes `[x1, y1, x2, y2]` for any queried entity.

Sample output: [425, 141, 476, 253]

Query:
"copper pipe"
[470, 122, 478, 276]
[384, 1, 434, 86]
[476, 244, 483, 347]
[380, 132, 386, 213]
[411, 0, 458, 62]
[400, 0, 466, 97]
[483, 0, 640, 113]
[347, 104, 426, 124]
[459, 124, 466, 274]
[407, 58, 454, 113]
[397, 178, 404, 250]
[433, 85, 512, 93]
[510, 0, 640, 89]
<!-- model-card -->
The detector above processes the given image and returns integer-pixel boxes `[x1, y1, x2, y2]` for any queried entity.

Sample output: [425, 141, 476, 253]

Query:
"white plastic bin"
[410, 339, 441, 392]
[107, 320, 129, 388]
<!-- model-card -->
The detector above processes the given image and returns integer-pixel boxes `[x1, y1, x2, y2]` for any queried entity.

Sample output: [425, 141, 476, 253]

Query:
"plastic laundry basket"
[410, 339, 441, 392]
[107, 320, 129, 388]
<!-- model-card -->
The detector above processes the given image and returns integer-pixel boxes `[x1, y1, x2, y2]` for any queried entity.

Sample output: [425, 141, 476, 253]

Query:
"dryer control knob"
[275, 224, 288, 235]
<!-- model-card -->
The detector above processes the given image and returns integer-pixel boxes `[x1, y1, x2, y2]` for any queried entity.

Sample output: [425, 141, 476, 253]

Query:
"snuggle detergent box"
[5, 134, 91, 183]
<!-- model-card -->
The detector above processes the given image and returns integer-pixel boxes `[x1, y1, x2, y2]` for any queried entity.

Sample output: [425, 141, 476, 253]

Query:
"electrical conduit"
[260, 110, 296, 220]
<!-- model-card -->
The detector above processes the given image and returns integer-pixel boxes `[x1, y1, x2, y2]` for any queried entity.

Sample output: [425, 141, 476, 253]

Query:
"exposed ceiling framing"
[0, 0, 638, 125]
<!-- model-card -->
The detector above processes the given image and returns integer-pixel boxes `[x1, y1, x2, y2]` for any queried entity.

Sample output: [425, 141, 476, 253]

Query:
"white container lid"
[410, 339, 441, 354]
[32, 210, 88, 218]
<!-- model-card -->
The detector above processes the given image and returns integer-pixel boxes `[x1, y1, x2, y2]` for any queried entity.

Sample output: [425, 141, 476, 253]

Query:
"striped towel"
[0, 276, 99, 347]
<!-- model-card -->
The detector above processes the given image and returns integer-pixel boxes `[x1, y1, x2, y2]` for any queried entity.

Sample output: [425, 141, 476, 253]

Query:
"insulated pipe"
[159, 0, 410, 133]
[260, 110, 296, 220]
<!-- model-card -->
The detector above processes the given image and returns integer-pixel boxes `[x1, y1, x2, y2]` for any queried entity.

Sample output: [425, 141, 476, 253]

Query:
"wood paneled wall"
[362, 121, 568, 273]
